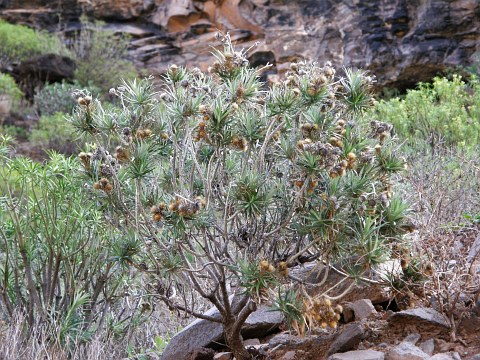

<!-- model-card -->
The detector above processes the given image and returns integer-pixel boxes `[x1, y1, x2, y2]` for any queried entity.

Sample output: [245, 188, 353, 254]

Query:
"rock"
[467, 234, 480, 263]
[213, 352, 233, 360]
[3, 0, 478, 90]
[418, 339, 435, 356]
[387, 342, 430, 360]
[268, 332, 336, 357]
[467, 355, 480, 360]
[329, 349, 385, 360]
[430, 354, 455, 360]
[345, 299, 377, 321]
[161, 301, 283, 360]
[404, 333, 421, 345]
[81, 0, 146, 20]
[389, 308, 450, 329]
[186, 347, 215, 360]
[328, 323, 365, 355]
[12, 54, 75, 99]
[452, 353, 461, 360]
[15, 54, 75, 83]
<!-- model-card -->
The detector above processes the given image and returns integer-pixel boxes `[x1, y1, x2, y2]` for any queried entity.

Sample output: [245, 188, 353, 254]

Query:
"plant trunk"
[224, 322, 251, 360]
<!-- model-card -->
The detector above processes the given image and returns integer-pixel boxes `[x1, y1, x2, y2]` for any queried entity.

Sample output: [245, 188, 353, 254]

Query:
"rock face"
[1, 0, 479, 89]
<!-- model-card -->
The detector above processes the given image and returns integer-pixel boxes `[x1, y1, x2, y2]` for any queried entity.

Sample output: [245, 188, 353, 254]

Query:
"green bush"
[0, 73, 23, 101]
[69, 21, 137, 92]
[69, 34, 411, 359]
[0, 20, 67, 69]
[34, 80, 100, 116]
[0, 139, 140, 351]
[369, 75, 480, 150]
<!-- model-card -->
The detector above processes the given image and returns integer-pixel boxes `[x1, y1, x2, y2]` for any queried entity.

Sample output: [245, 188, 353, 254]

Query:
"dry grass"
[0, 303, 194, 360]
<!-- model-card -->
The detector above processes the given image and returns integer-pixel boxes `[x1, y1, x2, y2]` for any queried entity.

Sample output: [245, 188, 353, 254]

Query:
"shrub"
[0, 20, 67, 69]
[0, 73, 23, 101]
[369, 75, 480, 150]
[69, 34, 410, 359]
[68, 20, 137, 92]
[34, 80, 100, 116]
[0, 73, 23, 124]
[0, 140, 143, 352]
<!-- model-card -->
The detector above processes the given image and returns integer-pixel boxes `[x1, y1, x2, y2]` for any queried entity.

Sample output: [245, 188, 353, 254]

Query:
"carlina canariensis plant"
[69, 33, 412, 359]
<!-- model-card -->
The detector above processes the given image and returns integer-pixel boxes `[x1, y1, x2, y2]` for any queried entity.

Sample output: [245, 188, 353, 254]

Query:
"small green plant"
[69, 34, 410, 359]
[0, 20, 67, 69]
[369, 75, 480, 150]
[0, 73, 23, 100]
[34, 80, 100, 116]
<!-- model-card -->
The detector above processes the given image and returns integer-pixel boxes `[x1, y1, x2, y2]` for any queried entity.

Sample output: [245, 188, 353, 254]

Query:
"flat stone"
[329, 349, 385, 360]
[467, 355, 480, 360]
[467, 234, 480, 262]
[418, 338, 435, 356]
[213, 352, 233, 360]
[328, 322, 365, 355]
[430, 354, 455, 360]
[387, 342, 430, 360]
[104, 23, 153, 37]
[389, 308, 450, 329]
[346, 299, 377, 321]
[404, 333, 421, 345]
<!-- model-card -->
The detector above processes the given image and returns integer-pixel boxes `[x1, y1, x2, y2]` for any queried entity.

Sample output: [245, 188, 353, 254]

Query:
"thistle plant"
[69, 33, 411, 359]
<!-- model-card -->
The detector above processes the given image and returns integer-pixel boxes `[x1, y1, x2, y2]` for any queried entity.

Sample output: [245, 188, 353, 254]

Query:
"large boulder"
[161, 302, 283, 360]
[15, 53, 75, 83]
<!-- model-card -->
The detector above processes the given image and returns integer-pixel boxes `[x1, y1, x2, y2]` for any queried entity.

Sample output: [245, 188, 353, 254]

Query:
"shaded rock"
[15, 54, 75, 83]
[418, 338, 435, 356]
[13, 53, 75, 99]
[161, 301, 283, 360]
[328, 323, 365, 355]
[387, 342, 429, 360]
[186, 347, 215, 360]
[329, 350, 385, 360]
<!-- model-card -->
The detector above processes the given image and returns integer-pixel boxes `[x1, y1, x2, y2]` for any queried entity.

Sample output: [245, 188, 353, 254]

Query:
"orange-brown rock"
[1, 0, 479, 90]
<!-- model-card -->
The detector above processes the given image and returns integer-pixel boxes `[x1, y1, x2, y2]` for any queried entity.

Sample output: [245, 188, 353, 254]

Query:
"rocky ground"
[159, 226, 480, 360]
